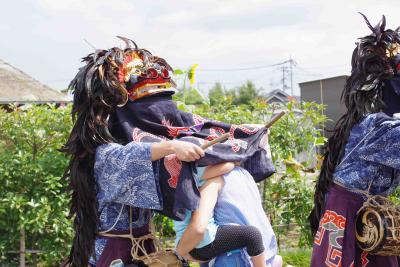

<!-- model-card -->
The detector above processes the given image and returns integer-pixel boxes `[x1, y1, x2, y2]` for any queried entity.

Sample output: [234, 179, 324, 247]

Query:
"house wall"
[300, 76, 348, 137]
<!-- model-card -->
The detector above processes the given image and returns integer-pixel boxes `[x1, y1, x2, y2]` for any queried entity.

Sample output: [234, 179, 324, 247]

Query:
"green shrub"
[281, 249, 312, 267]
[0, 96, 326, 266]
[0, 104, 73, 266]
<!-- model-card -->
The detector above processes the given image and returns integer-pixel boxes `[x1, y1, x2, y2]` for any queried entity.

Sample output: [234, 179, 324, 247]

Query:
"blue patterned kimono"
[90, 142, 162, 266]
[311, 112, 400, 267]
[333, 112, 400, 195]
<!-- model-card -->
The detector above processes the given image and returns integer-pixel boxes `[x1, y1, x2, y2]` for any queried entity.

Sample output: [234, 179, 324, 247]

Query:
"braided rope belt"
[98, 207, 183, 267]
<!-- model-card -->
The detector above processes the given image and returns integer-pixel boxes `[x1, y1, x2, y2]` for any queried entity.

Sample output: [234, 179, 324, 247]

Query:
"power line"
[197, 60, 290, 72]
[194, 58, 333, 96]
[40, 60, 328, 84]
[196, 71, 280, 86]
[22, 58, 333, 92]
[196, 59, 297, 89]
[294, 65, 323, 77]
[279, 65, 289, 93]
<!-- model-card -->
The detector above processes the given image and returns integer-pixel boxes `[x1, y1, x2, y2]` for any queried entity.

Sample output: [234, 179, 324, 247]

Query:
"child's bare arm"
[175, 177, 224, 258]
[202, 162, 235, 180]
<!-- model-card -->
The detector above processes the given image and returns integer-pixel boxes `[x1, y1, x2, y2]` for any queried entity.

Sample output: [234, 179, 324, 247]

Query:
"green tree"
[174, 87, 206, 105]
[207, 81, 263, 106]
[208, 82, 225, 105]
[234, 80, 260, 105]
[0, 105, 73, 266]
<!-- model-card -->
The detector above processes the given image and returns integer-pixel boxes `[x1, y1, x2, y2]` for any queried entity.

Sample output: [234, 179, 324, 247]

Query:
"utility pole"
[289, 56, 294, 96]
[282, 66, 286, 92]
[280, 64, 289, 93]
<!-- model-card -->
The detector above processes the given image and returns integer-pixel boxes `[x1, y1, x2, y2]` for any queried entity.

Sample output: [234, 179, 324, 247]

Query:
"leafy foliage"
[281, 249, 312, 267]
[0, 105, 73, 266]
[173, 66, 207, 105]
[208, 81, 264, 106]
[208, 82, 225, 106]
[159, 94, 327, 248]
[231, 80, 262, 105]
[173, 88, 206, 105]
[0, 85, 327, 267]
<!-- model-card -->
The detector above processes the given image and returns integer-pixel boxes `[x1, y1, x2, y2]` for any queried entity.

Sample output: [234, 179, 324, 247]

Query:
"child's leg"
[189, 225, 267, 267]
[175, 177, 224, 257]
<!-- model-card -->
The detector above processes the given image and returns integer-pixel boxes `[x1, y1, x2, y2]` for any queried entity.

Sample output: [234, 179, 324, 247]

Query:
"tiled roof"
[0, 59, 70, 104]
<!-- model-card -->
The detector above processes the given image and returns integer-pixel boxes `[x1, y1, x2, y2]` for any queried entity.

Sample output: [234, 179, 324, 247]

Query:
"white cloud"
[1, 0, 399, 94]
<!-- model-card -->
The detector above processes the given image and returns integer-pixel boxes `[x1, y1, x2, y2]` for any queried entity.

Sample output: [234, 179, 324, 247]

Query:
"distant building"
[265, 89, 300, 104]
[299, 75, 348, 137]
[0, 58, 70, 105]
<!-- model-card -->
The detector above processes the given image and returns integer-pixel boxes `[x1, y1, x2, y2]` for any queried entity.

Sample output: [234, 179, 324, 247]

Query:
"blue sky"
[1, 0, 400, 96]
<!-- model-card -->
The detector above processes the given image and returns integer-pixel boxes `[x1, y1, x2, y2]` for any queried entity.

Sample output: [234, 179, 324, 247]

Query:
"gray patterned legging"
[189, 225, 264, 261]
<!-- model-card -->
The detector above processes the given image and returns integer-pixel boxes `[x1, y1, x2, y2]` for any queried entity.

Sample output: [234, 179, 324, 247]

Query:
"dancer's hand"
[151, 140, 204, 161]
[172, 140, 205, 162]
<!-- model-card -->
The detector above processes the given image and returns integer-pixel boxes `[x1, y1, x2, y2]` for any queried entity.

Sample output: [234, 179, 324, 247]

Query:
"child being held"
[174, 162, 268, 267]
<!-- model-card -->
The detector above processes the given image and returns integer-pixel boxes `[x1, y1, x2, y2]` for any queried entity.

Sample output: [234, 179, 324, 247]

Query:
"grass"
[281, 249, 312, 267]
